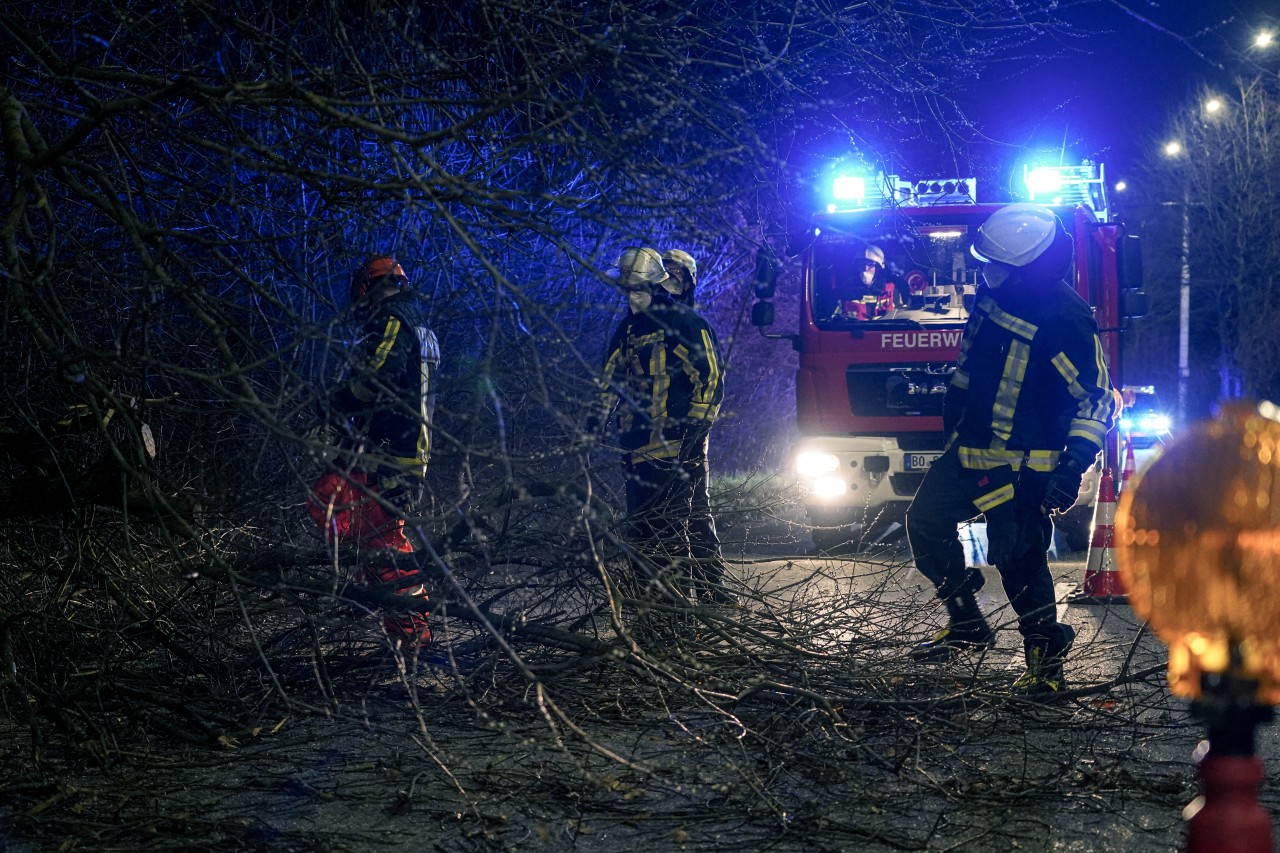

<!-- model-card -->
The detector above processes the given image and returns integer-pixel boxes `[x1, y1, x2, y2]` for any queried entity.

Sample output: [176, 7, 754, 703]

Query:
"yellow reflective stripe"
[630, 438, 680, 460]
[951, 369, 970, 391]
[672, 342, 703, 408]
[389, 454, 428, 472]
[687, 403, 718, 420]
[417, 359, 430, 463]
[957, 447, 1059, 472]
[701, 328, 721, 405]
[372, 317, 400, 370]
[991, 339, 1031, 444]
[598, 345, 623, 415]
[974, 483, 1015, 512]
[987, 304, 1039, 339]
[1052, 341, 1112, 449]
[650, 336, 669, 420]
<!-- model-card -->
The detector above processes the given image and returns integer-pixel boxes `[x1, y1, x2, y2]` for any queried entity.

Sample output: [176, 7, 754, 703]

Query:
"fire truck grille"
[890, 473, 928, 496]
[845, 364, 956, 419]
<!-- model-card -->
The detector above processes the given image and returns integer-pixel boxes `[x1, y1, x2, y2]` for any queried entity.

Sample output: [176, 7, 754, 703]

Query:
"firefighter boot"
[1012, 624, 1077, 697]
[357, 565, 432, 648]
[909, 592, 995, 663]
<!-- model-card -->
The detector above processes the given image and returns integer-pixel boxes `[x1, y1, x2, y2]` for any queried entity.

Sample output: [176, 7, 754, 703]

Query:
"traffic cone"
[1121, 442, 1137, 494]
[1070, 467, 1127, 604]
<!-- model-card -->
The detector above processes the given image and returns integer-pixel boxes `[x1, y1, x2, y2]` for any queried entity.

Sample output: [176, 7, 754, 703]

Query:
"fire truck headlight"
[796, 451, 840, 478]
[1146, 414, 1172, 433]
[811, 476, 848, 498]
[1120, 416, 1134, 431]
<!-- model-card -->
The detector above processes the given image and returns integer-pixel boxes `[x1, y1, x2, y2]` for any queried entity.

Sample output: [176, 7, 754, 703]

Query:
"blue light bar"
[832, 175, 866, 203]
[1025, 167, 1063, 195]
[1022, 163, 1109, 219]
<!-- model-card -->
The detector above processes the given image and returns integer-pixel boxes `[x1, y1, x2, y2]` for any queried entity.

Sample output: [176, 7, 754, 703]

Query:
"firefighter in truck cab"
[830, 245, 896, 320]
[904, 203, 1115, 696]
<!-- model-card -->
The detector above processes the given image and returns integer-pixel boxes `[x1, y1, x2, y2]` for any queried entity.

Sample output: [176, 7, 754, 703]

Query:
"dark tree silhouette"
[1, 3, 1195, 850]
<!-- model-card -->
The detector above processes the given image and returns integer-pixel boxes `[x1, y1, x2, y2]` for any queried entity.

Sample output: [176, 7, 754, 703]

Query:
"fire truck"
[751, 163, 1145, 551]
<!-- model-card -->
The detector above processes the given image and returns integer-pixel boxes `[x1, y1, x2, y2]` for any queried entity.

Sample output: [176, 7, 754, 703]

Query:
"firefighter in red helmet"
[309, 254, 441, 648]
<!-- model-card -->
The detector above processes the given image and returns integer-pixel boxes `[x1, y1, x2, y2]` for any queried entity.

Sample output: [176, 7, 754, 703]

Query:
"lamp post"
[1162, 140, 1192, 429]
[1115, 401, 1280, 851]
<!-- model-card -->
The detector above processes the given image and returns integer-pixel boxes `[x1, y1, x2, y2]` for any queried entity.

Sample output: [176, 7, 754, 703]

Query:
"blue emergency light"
[1025, 167, 1063, 196]
[1022, 163, 1108, 218]
[832, 175, 866, 204]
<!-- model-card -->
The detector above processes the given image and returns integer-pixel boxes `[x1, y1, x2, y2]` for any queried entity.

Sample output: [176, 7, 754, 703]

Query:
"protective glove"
[1041, 456, 1086, 515]
[304, 421, 343, 463]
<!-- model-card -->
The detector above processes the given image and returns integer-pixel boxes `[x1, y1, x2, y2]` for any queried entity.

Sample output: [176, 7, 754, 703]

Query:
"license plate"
[906, 453, 941, 471]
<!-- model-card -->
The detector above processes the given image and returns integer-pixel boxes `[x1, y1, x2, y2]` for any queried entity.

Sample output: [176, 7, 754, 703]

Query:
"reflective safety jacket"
[331, 291, 440, 476]
[597, 294, 723, 462]
[948, 279, 1114, 475]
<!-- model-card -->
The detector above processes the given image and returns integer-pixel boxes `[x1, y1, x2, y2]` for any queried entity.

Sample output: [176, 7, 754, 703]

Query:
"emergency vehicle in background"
[751, 163, 1146, 551]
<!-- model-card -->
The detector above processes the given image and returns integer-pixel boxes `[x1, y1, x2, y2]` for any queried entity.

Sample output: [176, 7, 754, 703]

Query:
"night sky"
[976, 0, 1278, 188]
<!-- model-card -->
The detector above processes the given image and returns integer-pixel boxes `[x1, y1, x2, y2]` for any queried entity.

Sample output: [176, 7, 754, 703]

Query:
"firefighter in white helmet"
[591, 247, 730, 606]
[660, 248, 734, 601]
[904, 204, 1115, 695]
[831, 244, 896, 320]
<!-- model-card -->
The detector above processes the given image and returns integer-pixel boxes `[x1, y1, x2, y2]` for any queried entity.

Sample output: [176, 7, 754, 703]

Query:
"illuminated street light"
[1164, 140, 1184, 157]
[1114, 180, 1127, 192]
[1204, 97, 1223, 114]
[1255, 30, 1275, 49]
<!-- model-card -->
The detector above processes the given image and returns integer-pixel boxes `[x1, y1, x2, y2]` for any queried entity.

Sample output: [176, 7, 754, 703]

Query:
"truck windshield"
[810, 216, 986, 329]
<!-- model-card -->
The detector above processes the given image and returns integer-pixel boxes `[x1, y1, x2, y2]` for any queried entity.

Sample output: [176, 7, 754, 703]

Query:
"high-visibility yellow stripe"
[701, 328, 721, 404]
[991, 339, 1031, 444]
[650, 338, 669, 420]
[416, 359, 430, 464]
[987, 304, 1039, 339]
[372, 317, 400, 370]
[957, 447, 1058, 471]
[630, 438, 680, 460]
[974, 483, 1015, 511]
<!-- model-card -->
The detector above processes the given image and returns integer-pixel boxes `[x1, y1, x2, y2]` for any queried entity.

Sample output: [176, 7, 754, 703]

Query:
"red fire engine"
[751, 163, 1145, 550]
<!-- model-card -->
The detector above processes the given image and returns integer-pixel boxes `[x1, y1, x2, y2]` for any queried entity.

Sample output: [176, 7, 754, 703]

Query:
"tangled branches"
[0, 1, 1213, 849]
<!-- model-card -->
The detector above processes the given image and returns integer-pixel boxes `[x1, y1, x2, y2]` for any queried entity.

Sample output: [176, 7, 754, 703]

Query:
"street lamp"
[1115, 401, 1280, 852]
[1162, 140, 1191, 428]
[1255, 31, 1274, 49]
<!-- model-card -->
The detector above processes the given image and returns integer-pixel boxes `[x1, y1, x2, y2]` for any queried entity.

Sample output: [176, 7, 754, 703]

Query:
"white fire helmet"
[864, 245, 885, 268]
[613, 247, 670, 288]
[970, 203, 1062, 267]
[660, 249, 698, 295]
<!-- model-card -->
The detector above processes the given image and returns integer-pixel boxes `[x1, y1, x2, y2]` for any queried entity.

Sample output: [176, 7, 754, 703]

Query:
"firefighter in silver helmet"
[660, 248, 735, 602]
[904, 204, 1115, 695]
[591, 247, 730, 605]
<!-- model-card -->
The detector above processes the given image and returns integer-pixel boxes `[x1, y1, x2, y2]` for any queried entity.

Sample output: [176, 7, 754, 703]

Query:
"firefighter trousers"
[684, 427, 725, 583]
[905, 447, 1070, 645]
